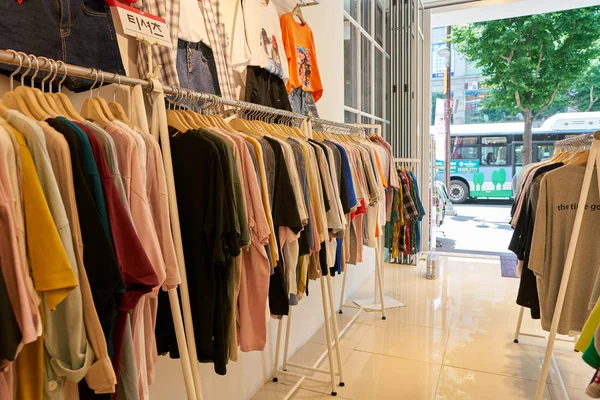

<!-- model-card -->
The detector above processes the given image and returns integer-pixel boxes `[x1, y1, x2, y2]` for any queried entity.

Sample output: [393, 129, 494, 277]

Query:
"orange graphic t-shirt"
[280, 13, 323, 101]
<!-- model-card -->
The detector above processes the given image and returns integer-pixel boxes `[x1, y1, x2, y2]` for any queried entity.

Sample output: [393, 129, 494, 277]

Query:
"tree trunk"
[523, 110, 533, 165]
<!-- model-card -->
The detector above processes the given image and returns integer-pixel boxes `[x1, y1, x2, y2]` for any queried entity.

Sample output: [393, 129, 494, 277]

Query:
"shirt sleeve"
[309, 29, 323, 101]
[528, 176, 548, 277]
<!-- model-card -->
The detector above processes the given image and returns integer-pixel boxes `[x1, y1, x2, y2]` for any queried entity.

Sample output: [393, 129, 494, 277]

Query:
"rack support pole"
[326, 275, 345, 385]
[282, 306, 293, 371]
[154, 90, 203, 399]
[320, 276, 339, 396]
[272, 318, 284, 382]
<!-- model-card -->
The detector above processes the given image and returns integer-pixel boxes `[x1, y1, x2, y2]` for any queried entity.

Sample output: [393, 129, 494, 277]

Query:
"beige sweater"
[529, 164, 600, 335]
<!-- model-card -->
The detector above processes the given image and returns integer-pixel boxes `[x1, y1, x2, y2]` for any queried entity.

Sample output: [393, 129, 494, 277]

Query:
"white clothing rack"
[270, 117, 375, 399]
[0, 49, 328, 400]
[337, 123, 405, 319]
[508, 131, 600, 400]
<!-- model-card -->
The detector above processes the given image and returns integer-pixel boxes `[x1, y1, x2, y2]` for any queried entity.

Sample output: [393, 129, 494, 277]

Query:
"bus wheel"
[449, 180, 469, 204]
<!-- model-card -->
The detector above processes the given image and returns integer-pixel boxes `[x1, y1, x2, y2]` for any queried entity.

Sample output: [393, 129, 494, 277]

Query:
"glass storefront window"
[375, 50, 383, 117]
[344, 0, 357, 20]
[345, 111, 358, 123]
[344, 20, 358, 108]
[361, 34, 372, 114]
[361, 0, 372, 34]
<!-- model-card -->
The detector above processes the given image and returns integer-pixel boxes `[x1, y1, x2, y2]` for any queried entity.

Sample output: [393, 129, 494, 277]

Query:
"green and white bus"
[435, 112, 600, 203]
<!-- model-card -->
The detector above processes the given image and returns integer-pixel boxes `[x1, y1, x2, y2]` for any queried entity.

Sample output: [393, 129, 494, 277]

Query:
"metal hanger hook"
[28, 54, 40, 88]
[57, 61, 69, 92]
[96, 69, 105, 97]
[113, 72, 121, 102]
[39, 57, 53, 92]
[89, 68, 99, 98]
[18, 51, 32, 87]
[50, 60, 61, 91]
[7, 50, 23, 92]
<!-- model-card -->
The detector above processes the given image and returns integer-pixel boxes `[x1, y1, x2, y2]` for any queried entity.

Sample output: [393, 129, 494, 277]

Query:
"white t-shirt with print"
[231, 0, 290, 82]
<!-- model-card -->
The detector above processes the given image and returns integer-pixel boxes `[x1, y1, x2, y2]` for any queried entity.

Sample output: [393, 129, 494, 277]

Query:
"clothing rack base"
[272, 276, 345, 398]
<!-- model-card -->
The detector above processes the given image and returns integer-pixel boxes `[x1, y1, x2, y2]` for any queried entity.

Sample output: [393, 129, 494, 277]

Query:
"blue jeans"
[0, 0, 125, 92]
[289, 88, 319, 117]
[176, 39, 220, 108]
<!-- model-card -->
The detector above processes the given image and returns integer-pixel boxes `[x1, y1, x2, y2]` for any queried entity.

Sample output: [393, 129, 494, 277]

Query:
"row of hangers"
[165, 89, 310, 140]
[0, 50, 133, 129]
[548, 133, 594, 166]
[0, 49, 371, 148]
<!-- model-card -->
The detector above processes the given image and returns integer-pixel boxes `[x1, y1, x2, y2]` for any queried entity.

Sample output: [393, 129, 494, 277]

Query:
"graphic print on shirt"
[260, 28, 284, 78]
[296, 45, 312, 89]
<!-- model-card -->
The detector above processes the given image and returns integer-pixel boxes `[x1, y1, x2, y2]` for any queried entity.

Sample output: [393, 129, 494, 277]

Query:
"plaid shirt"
[134, 0, 180, 87]
[134, 0, 236, 100]
[400, 172, 419, 221]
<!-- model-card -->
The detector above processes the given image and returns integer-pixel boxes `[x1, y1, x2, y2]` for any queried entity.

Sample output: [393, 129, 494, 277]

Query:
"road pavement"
[435, 202, 514, 254]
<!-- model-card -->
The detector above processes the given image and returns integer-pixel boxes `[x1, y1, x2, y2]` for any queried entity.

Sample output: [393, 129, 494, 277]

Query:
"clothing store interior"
[1, 0, 600, 399]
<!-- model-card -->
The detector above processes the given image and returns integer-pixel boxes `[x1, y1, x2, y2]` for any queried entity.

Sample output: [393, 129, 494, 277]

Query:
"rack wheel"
[513, 339, 519, 343]
[331, 392, 337, 396]
[283, 369, 287, 372]
[272, 377, 278, 382]
[338, 310, 343, 314]
[339, 382, 345, 387]
[382, 316, 387, 320]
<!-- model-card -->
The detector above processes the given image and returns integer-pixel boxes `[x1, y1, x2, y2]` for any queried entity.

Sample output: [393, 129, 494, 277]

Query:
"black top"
[263, 137, 303, 316]
[161, 130, 238, 375]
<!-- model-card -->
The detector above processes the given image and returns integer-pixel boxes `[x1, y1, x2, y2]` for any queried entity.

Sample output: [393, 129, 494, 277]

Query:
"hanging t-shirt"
[529, 164, 600, 335]
[231, 0, 290, 81]
[178, 0, 211, 47]
[279, 12, 323, 101]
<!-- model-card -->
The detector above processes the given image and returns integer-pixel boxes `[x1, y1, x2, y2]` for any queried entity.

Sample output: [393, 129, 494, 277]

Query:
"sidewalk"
[436, 203, 514, 254]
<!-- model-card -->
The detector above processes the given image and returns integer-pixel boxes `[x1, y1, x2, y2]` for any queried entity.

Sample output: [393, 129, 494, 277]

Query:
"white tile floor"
[251, 255, 595, 400]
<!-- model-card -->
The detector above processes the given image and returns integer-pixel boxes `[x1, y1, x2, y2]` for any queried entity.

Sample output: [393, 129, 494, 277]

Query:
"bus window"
[515, 145, 523, 166]
[481, 137, 508, 165]
[536, 145, 554, 162]
[451, 136, 478, 159]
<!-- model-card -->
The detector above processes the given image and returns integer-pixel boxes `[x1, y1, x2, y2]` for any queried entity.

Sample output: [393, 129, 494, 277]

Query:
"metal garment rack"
[509, 132, 599, 400]
[270, 117, 370, 400]
[0, 49, 339, 400]
[336, 123, 401, 323]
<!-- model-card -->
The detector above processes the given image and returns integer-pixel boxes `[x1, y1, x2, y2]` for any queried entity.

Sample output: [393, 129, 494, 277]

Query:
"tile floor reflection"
[252, 256, 594, 400]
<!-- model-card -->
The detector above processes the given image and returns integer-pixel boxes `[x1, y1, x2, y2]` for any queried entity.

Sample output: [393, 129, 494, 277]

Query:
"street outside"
[436, 202, 513, 254]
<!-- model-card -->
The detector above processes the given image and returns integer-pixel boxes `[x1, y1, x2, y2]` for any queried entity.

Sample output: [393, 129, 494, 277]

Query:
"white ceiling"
[430, 0, 600, 27]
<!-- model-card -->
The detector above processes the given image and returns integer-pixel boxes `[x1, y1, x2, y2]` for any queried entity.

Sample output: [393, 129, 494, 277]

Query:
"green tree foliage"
[453, 7, 600, 165]
[563, 61, 600, 112]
